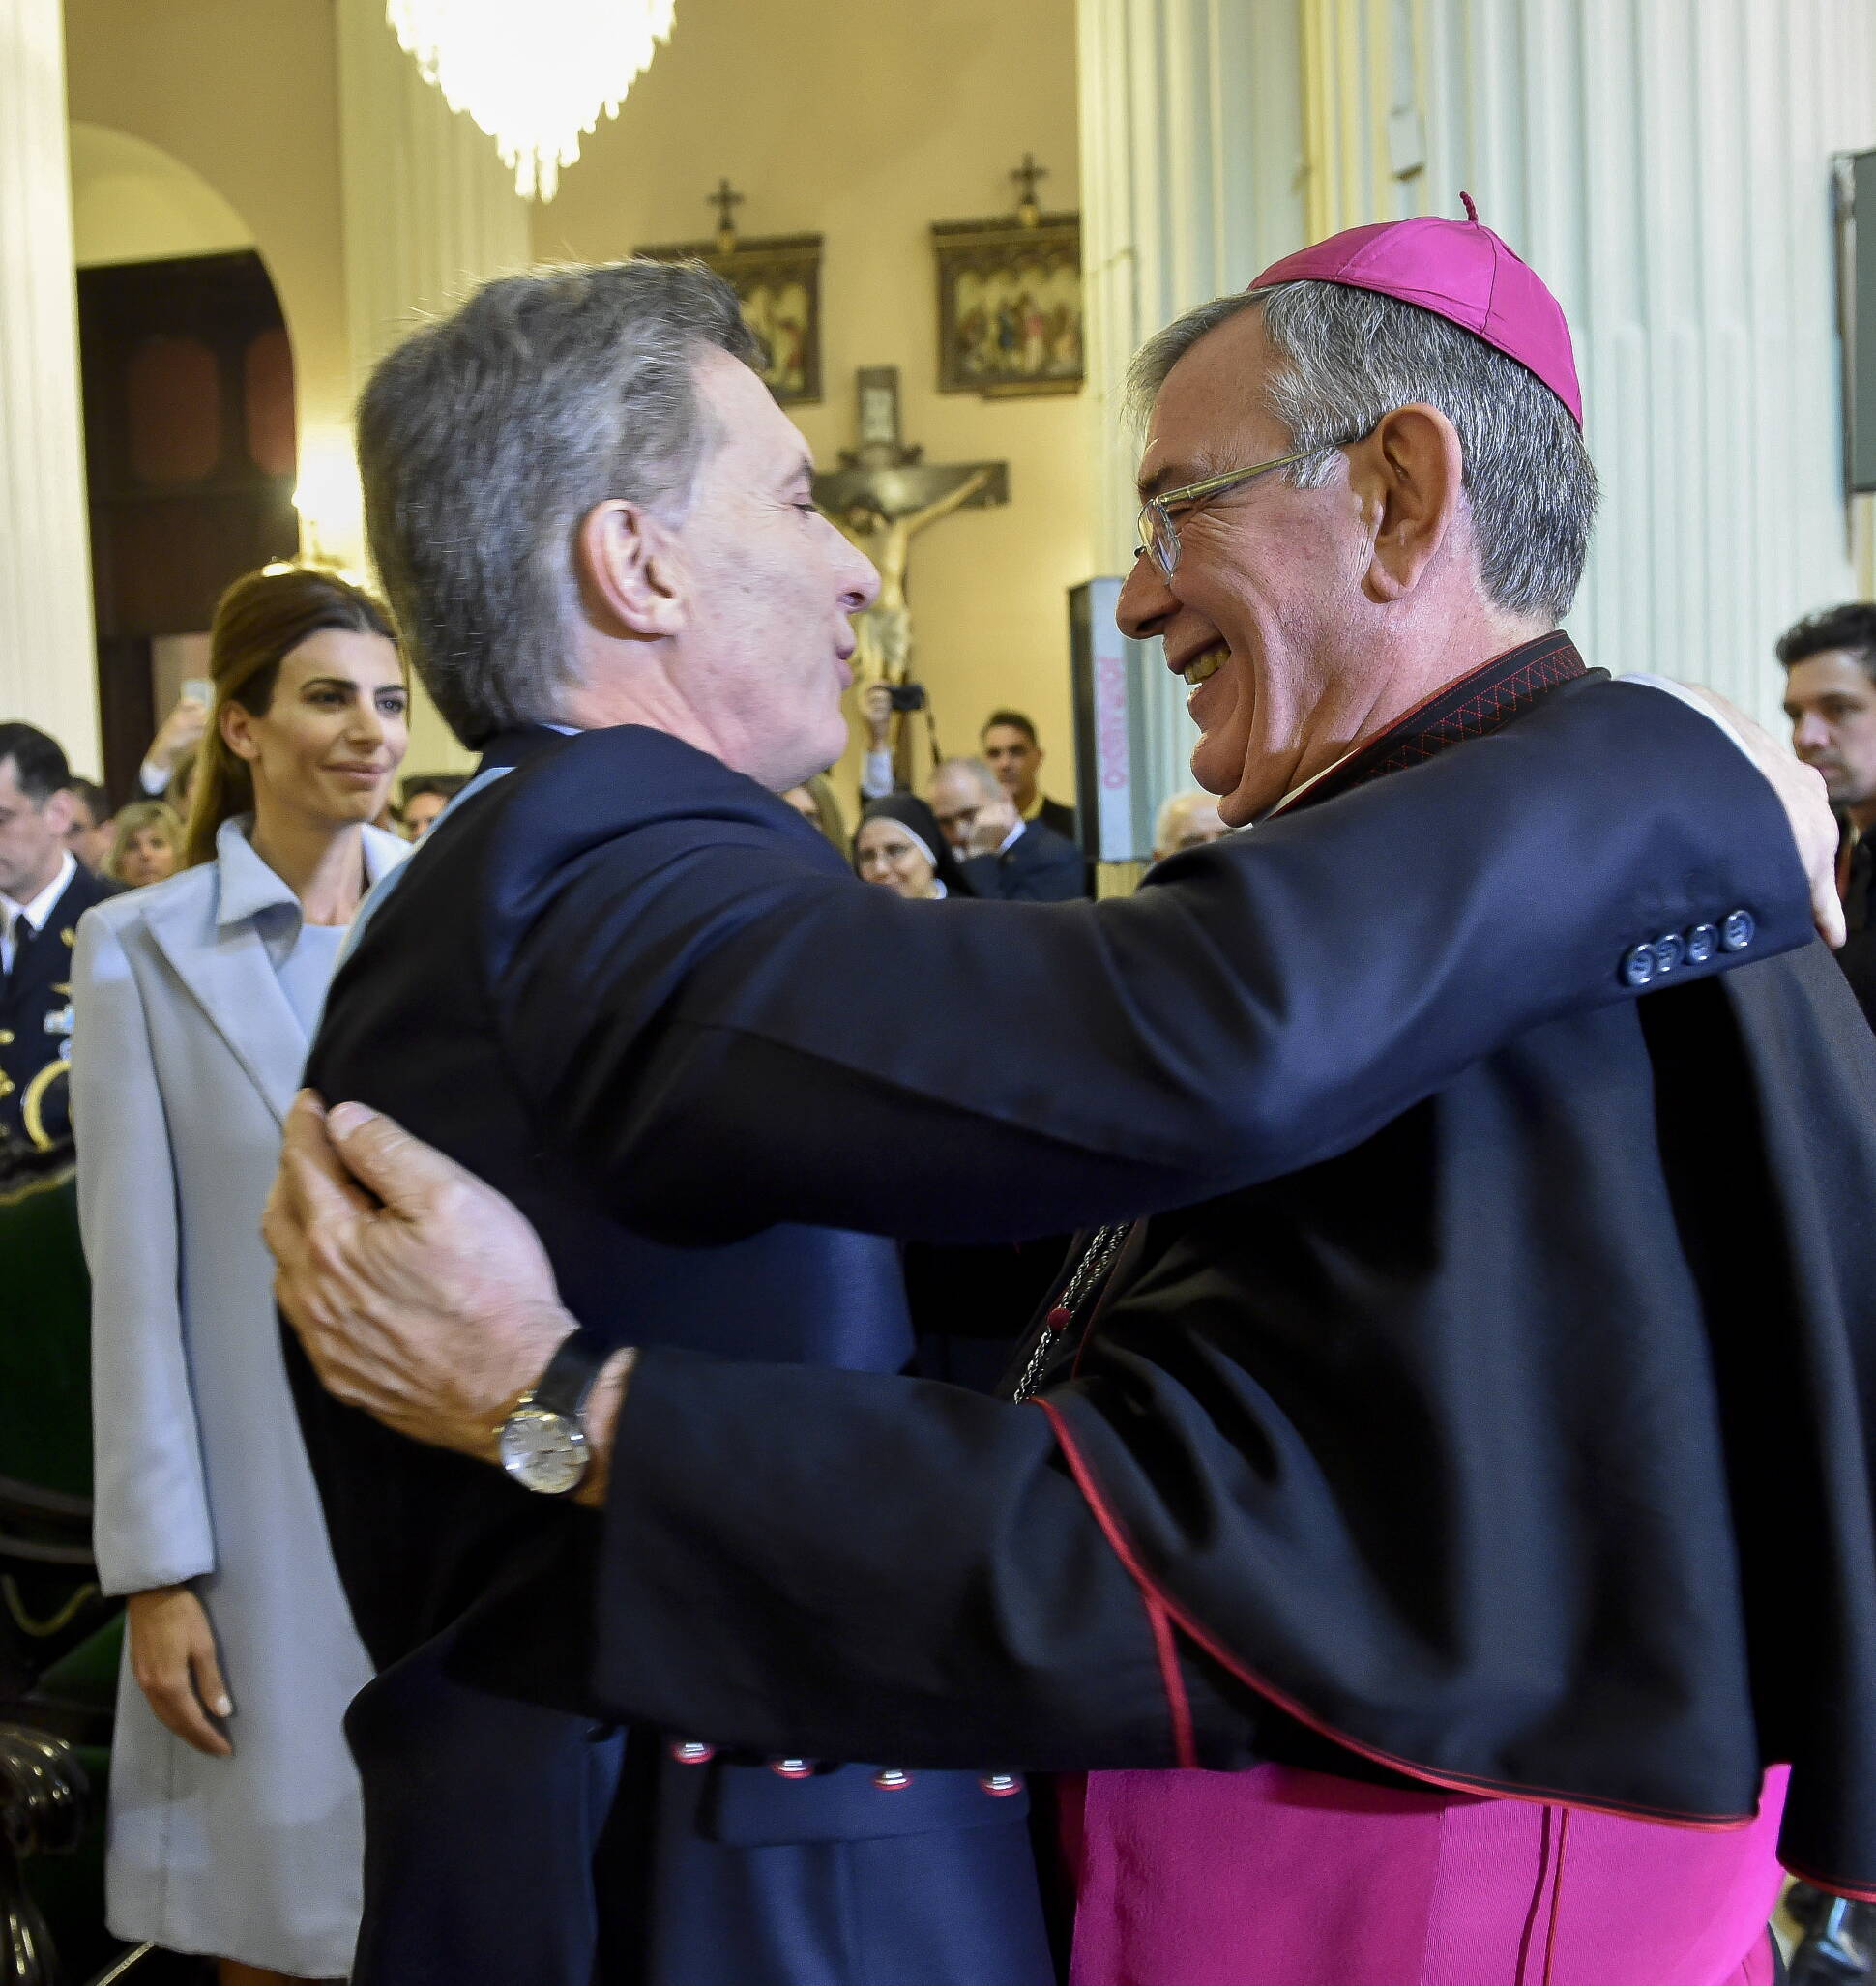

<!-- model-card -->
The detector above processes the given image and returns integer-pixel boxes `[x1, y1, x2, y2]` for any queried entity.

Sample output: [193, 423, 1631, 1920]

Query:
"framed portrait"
[634, 231, 823, 405]
[931, 213, 1083, 398]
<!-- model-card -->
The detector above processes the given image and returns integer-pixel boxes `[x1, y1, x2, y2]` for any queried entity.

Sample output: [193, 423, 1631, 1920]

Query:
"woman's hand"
[126, 1585, 234, 1757]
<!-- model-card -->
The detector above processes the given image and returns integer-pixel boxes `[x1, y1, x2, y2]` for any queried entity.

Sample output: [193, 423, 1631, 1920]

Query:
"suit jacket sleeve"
[591, 1350, 1202, 1767]
[72, 912, 217, 1595]
[592, 1348, 1331, 1772]
[501, 681, 1811, 1246]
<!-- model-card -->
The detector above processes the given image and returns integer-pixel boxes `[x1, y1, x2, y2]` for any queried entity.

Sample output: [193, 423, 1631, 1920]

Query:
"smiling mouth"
[1181, 645, 1229, 688]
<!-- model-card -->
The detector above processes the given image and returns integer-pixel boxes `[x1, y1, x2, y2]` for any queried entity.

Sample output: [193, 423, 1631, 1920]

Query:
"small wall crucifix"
[1011, 152, 1049, 226]
[708, 177, 745, 253]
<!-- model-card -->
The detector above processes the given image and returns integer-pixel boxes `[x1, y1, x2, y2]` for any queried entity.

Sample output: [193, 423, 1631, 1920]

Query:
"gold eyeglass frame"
[1133, 448, 1331, 578]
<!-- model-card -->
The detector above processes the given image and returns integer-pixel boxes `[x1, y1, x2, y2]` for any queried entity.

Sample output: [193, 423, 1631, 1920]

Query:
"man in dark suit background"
[981, 708, 1076, 841]
[0, 723, 117, 1158]
[1781, 602, 1876, 1032]
[927, 756, 1087, 900]
[271, 219, 1861, 1986]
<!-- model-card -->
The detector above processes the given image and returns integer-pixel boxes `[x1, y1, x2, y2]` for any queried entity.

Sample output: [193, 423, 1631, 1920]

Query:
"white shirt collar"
[1, 850, 75, 934]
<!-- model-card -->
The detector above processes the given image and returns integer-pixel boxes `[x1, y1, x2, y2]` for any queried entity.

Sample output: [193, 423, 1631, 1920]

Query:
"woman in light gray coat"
[73, 565, 410, 1986]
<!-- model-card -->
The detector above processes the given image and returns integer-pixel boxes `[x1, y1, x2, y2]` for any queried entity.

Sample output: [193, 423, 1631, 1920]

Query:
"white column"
[1303, 0, 1876, 729]
[0, 0, 100, 769]
[1075, 0, 1308, 817]
[329, 0, 532, 769]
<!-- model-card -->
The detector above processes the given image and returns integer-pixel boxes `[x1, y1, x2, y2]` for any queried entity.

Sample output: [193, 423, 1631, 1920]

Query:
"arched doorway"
[69, 126, 300, 798]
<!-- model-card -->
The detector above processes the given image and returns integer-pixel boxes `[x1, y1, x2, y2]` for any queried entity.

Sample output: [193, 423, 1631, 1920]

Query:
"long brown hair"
[183, 564, 400, 867]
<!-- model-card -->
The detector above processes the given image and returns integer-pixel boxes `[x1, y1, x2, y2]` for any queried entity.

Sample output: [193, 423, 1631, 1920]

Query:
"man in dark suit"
[1780, 602, 1876, 1032]
[928, 756, 1087, 901]
[273, 221, 1860, 1986]
[0, 724, 117, 1157]
[981, 709, 1077, 841]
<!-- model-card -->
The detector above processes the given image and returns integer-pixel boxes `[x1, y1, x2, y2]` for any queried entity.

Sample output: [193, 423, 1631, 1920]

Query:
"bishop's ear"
[1347, 403, 1465, 604]
[575, 499, 689, 639]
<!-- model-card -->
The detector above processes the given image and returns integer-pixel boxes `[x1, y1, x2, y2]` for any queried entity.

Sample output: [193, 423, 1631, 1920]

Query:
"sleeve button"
[1720, 909, 1756, 952]
[871, 1767, 913, 1790]
[1685, 923, 1717, 964]
[1653, 932, 1686, 973]
[1621, 943, 1656, 987]
[769, 1758, 816, 1779]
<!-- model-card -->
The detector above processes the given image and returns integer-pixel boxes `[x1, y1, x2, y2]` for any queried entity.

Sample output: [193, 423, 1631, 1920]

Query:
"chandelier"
[387, 0, 676, 202]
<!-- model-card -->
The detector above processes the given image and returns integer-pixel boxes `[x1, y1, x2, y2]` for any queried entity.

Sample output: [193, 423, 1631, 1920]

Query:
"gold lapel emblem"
[61, 927, 74, 948]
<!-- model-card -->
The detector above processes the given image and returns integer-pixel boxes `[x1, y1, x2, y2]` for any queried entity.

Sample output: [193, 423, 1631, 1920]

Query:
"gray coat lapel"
[146, 887, 307, 1126]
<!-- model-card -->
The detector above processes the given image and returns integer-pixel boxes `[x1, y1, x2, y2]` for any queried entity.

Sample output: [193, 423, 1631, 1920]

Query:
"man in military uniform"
[0, 724, 118, 1156]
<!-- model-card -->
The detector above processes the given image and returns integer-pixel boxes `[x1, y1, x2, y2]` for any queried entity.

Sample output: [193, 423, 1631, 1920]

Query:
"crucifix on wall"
[812, 367, 1009, 783]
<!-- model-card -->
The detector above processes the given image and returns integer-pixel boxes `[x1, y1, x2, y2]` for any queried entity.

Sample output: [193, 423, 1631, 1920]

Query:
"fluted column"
[1081, 0, 1876, 760]
[330, 0, 532, 769]
[1075, 0, 1308, 819]
[0, 0, 100, 768]
[1301, 0, 1876, 729]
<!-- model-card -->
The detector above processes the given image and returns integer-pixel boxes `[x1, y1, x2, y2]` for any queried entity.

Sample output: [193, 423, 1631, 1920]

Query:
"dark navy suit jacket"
[3, 861, 117, 1156]
[961, 816, 1088, 901]
[292, 682, 1811, 1982]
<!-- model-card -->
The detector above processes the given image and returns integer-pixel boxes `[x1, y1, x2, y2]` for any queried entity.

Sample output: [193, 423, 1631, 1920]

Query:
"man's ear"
[576, 499, 688, 640]
[42, 787, 74, 836]
[1345, 403, 1465, 604]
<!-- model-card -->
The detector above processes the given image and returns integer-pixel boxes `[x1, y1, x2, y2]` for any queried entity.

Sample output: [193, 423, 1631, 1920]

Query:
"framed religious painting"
[931, 211, 1083, 398]
[635, 229, 824, 405]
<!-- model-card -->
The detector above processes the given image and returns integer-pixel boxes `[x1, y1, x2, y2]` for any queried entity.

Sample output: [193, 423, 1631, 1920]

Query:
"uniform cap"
[1247, 194, 1582, 427]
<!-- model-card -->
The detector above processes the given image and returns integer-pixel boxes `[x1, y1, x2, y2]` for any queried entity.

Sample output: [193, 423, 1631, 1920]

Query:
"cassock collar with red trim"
[1266, 629, 1598, 822]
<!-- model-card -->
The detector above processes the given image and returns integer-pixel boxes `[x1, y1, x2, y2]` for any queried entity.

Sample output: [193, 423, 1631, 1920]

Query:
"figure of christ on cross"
[835, 467, 994, 687]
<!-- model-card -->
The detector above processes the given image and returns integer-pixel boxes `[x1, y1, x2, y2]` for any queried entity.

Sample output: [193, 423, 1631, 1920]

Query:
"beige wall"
[64, 0, 353, 476]
[70, 122, 254, 268]
[536, 0, 1093, 806]
[64, 0, 1093, 805]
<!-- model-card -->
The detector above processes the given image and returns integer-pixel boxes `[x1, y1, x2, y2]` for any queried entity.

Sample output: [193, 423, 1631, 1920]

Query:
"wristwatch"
[498, 1332, 607, 1495]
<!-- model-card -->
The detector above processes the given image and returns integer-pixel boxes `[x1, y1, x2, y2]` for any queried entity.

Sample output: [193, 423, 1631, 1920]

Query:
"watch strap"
[528, 1331, 607, 1422]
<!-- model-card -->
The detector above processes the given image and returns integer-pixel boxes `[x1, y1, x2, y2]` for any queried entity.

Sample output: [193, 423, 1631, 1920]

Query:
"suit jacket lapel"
[146, 885, 308, 1126]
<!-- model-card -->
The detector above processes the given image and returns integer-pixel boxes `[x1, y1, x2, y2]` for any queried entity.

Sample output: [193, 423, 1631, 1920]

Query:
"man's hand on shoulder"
[1658, 682, 1843, 948]
[264, 1091, 627, 1499]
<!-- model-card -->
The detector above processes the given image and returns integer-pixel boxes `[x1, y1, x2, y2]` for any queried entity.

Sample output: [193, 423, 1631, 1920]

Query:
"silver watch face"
[499, 1404, 589, 1495]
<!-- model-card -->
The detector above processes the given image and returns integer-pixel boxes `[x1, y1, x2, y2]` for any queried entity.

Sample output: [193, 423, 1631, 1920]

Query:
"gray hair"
[932, 756, 1003, 802]
[357, 260, 760, 747]
[1153, 788, 1220, 852]
[1127, 280, 1598, 623]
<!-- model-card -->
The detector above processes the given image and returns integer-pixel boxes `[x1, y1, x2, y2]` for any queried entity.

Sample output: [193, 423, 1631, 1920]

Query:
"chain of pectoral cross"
[1009, 1222, 1132, 1406]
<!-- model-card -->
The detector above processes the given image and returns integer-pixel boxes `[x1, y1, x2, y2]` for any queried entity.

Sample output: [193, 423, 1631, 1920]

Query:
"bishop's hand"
[262, 1092, 622, 1492]
[1667, 684, 1843, 948]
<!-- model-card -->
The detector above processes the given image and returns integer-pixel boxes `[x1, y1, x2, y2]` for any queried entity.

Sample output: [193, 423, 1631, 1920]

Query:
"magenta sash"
[1065, 1764, 1788, 1986]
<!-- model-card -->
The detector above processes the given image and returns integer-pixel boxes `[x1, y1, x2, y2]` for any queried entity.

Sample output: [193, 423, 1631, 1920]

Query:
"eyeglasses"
[1133, 443, 1342, 578]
